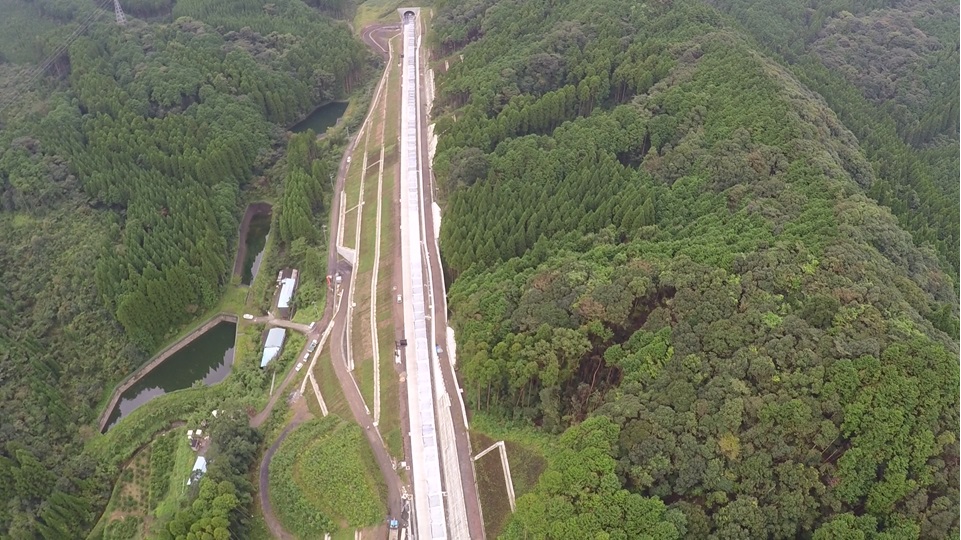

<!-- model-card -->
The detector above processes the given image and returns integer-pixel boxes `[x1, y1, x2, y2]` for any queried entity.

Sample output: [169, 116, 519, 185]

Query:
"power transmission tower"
[113, 0, 126, 25]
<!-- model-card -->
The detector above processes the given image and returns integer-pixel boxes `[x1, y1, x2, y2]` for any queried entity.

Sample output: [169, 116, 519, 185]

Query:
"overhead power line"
[0, 0, 115, 116]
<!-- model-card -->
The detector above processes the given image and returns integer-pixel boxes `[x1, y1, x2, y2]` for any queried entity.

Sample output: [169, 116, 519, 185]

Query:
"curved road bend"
[325, 20, 406, 522]
[258, 398, 311, 540]
[363, 24, 400, 59]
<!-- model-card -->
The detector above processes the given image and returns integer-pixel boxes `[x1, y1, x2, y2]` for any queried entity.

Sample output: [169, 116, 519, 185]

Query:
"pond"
[104, 321, 237, 431]
[291, 101, 349, 134]
[242, 211, 271, 285]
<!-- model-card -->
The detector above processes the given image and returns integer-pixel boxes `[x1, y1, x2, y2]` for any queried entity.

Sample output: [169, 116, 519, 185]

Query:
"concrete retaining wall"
[98, 313, 239, 433]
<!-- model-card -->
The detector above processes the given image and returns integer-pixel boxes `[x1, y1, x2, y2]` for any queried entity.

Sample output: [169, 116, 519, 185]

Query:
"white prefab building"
[276, 268, 299, 319]
[187, 456, 207, 486]
[260, 327, 287, 368]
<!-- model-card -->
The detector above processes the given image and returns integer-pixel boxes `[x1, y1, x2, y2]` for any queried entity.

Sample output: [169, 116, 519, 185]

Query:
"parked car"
[435, 345, 443, 355]
[304, 352, 310, 360]
[295, 362, 304, 372]
[242, 313, 254, 320]
[307, 339, 318, 353]
[396, 295, 403, 304]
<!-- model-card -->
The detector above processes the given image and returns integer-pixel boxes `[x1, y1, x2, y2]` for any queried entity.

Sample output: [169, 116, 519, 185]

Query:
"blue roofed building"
[260, 327, 287, 368]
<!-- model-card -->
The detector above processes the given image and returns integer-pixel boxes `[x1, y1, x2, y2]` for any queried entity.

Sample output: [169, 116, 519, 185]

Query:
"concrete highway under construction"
[397, 8, 484, 540]
[256, 8, 485, 539]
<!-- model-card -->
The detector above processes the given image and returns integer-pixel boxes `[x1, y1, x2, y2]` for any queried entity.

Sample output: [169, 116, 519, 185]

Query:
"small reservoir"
[242, 211, 271, 285]
[104, 321, 237, 431]
[291, 101, 348, 134]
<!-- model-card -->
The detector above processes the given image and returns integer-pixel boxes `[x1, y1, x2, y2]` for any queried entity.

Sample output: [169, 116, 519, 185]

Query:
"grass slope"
[268, 416, 388, 538]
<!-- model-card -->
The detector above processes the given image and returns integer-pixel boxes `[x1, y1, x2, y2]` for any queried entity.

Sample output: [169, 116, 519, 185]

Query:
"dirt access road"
[257, 397, 311, 540]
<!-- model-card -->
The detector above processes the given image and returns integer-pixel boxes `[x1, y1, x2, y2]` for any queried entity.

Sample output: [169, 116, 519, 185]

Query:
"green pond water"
[104, 321, 236, 431]
[291, 101, 348, 134]
[242, 211, 271, 285]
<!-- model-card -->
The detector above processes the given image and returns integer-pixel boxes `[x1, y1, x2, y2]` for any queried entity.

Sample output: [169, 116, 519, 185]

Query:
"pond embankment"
[98, 313, 239, 433]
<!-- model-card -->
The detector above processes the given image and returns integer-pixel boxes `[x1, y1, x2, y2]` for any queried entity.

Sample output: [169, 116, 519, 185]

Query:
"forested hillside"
[0, 0, 366, 536]
[432, 0, 959, 537]
[707, 0, 960, 279]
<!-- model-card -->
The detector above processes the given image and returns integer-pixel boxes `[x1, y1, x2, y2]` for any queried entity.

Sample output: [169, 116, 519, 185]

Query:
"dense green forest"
[0, 0, 366, 536]
[432, 0, 959, 537]
[706, 0, 960, 279]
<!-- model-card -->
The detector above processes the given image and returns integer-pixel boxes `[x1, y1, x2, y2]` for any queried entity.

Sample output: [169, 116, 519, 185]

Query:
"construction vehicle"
[387, 518, 399, 540]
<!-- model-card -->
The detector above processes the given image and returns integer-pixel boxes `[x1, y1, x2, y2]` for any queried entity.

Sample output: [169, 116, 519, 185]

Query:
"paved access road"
[363, 23, 399, 59]
[325, 19, 407, 529]
[252, 23, 403, 538]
